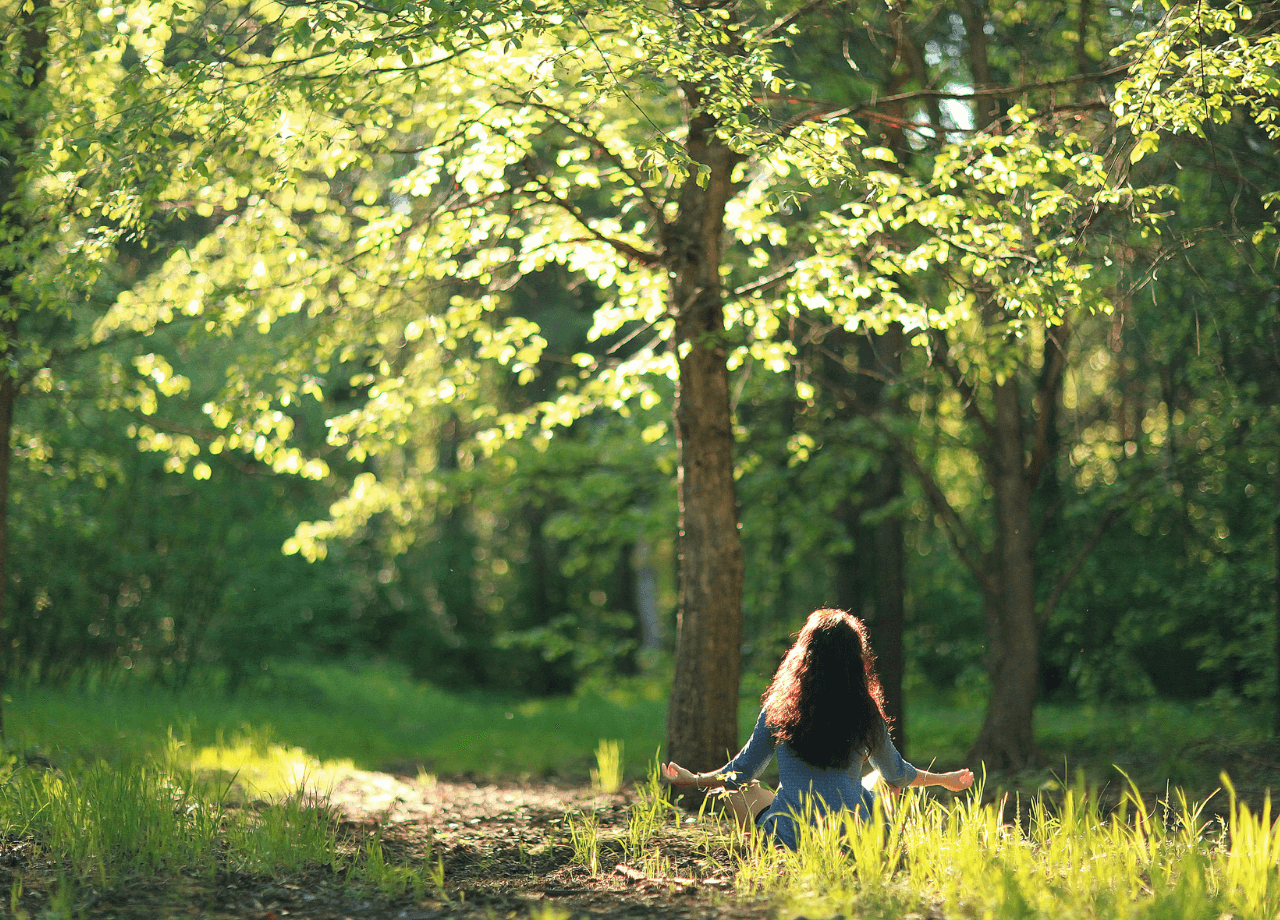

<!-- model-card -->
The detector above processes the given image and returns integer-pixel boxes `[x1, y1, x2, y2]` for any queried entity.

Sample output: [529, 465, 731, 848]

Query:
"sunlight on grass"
[718, 771, 1280, 920]
[168, 725, 357, 801]
[590, 739, 624, 794]
[8, 661, 670, 780]
[0, 732, 439, 912]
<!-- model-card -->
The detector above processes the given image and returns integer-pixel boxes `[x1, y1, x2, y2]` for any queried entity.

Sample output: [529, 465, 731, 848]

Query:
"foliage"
[2, 0, 1278, 758]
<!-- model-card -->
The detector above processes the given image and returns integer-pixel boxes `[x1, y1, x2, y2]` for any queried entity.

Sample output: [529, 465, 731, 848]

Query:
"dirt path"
[58, 770, 766, 920]
[317, 770, 767, 920]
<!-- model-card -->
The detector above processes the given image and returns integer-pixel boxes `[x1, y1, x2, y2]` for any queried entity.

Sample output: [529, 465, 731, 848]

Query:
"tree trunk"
[612, 542, 641, 676]
[833, 327, 907, 749]
[0, 0, 52, 741]
[869, 327, 906, 749]
[968, 379, 1039, 769]
[633, 539, 662, 655]
[0, 372, 12, 739]
[961, 0, 997, 128]
[663, 75, 746, 780]
[1274, 440, 1279, 738]
[870, 442, 907, 749]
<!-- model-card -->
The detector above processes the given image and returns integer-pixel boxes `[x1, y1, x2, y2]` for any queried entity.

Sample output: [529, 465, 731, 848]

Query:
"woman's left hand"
[938, 769, 975, 792]
[661, 762, 699, 786]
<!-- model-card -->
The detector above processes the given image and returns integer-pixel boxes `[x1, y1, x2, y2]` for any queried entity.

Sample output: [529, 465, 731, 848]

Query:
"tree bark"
[663, 54, 746, 782]
[1274, 440, 1279, 738]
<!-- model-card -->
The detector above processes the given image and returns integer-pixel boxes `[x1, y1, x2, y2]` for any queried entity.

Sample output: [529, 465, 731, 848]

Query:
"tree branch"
[502, 98, 666, 225]
[871, 62, 1131, 109]
[1037, 466, 1159, 629]
[523, 173, 663, 267]
[1037, 505, 1122, 629]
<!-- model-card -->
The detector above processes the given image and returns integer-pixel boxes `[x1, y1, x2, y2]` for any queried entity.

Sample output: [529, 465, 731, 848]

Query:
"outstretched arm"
[663, 708, 779, 791]
[909, 768, 975, 792]
[661, 762, 726, 788]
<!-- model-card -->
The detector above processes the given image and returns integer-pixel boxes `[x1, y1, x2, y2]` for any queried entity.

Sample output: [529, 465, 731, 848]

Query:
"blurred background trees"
[1, 0, 1276, 765]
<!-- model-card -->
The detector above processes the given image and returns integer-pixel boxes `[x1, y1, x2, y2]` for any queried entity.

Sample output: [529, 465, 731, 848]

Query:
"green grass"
[610, 761, 1279, 920]
[2, 662, 1276, 919]
[7, 660, 672, 780]
[742, 775, 1279, 920]
[12, 663, 1272, 794]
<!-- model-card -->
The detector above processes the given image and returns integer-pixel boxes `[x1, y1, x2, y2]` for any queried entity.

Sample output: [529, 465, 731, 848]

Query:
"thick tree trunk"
[663, 90, 745, 779]
[968, 380, 1039, 769]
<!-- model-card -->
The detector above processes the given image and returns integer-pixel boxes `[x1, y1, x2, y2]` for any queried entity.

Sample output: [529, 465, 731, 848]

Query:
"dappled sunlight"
[168, 726, 358, 803]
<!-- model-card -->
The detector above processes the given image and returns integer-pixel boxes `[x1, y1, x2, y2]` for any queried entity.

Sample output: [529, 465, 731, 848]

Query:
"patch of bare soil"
[4, 769, 768, 920]
[321, 771, 769, 920]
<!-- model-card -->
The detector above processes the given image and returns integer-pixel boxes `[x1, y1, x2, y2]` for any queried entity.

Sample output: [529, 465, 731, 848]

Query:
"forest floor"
[23, 769, 763, 920]
[13, 739, 1280, 920]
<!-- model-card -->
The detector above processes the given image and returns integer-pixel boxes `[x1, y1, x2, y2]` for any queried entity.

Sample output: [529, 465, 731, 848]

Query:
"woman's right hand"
[662, 762, 699, 786]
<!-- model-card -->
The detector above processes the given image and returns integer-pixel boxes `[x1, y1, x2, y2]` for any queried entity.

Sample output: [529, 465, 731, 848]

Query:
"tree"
[0, 0, 196, 734]
[1, 0, 554, 730]
[1112, 0, 1280, 731]
[132, 0, 872, 776]
[91, 0, 1265, 773]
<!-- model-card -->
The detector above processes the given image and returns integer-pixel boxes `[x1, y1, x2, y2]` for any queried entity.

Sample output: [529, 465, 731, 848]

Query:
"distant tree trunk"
[832, 327, 907, 750]
[612, 542, 641, 676]
[0, 0, 52, 741]
[1274, 440, 1279, 738]
[968, 378, 1040, 769]
[868, 328, 906, 750]
[422, 413, 484, 685]
[663, 55, 746, 782]
[870, 445, 907, 748]
[633, 539, 662, 655]
[0, 372, 12, 739]
[961, 0, 997, 127]
[844, 458, 907, 749]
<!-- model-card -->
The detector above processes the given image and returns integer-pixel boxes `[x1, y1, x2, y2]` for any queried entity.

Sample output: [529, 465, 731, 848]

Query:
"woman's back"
[724, 708, 916, 850]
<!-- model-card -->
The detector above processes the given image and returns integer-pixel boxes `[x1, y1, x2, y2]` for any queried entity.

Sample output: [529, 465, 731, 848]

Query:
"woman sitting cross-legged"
[662, 608, 974, 850]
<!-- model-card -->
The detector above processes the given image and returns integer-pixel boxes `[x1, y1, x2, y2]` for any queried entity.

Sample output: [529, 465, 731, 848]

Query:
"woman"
[663, 608, 973, 850]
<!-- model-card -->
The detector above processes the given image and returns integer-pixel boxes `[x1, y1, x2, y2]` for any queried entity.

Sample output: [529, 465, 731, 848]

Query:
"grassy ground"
[7, 662, 672, 780]
[11, 661, 1274, 790]
[3, 663, 1278, 919]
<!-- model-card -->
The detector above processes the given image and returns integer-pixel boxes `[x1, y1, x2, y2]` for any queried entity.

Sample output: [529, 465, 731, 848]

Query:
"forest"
[3, 0, 1279, 763]
[2, 0, 1279, 917]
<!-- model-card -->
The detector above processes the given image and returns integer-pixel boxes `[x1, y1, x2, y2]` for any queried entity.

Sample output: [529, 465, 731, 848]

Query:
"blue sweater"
[717, 708, 917, 850]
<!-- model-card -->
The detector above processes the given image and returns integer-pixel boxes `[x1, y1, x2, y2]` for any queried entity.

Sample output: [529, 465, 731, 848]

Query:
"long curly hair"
[761, 608, 889, 769]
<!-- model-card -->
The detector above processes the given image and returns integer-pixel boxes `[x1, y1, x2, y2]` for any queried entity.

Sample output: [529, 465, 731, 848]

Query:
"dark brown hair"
[761, 608, 888, 769]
